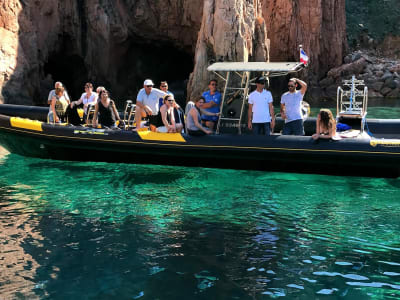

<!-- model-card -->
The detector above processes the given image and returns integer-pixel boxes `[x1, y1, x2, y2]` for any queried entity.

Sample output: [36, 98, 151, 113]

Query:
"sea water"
[0, 105, 400, 299]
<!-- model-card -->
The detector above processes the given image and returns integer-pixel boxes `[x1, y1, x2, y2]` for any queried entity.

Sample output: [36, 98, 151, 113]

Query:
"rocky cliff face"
[0, 0, 347, 105]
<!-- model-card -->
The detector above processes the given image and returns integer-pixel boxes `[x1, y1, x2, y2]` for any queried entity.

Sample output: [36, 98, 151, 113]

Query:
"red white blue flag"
[300, 49, 309, 66]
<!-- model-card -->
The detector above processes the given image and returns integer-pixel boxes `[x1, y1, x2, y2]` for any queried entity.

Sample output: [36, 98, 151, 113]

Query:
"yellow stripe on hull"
[138, 131, 186, 142]
[10, 117, 43, 132]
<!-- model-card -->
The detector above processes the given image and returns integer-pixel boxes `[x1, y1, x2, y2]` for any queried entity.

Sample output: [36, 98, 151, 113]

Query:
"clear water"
[1, 105, 400, 299]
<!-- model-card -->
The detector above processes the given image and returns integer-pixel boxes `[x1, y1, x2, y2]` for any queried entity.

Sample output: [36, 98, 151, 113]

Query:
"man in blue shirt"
[201, 79, 222, 130]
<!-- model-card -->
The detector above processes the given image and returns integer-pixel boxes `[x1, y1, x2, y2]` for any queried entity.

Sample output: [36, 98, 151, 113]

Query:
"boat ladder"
[214, 71, 250, 134]
[336, 75, 368, 132]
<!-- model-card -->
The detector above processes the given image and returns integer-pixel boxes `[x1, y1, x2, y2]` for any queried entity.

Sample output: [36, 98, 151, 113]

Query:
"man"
[280, 77, 308, 135]
[135, 79, 167, 129]
[247, 76, 275, 135]
[158, 81, 174, 109]
[201, 79, 222, 130]
[48, 81, 70, 104]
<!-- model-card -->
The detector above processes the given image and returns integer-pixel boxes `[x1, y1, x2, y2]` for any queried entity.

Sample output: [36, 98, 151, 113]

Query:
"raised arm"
[292, 78, 307, 95]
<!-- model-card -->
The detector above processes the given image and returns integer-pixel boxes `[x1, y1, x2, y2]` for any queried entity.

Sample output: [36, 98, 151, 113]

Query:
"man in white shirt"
[135, 79, 167, 129]
[48, 81, 70, 104]
[248, 77, 275, 135]
[280, 77, 308, 135]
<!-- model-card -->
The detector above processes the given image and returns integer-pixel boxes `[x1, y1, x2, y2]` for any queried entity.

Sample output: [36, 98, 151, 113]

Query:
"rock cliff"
[0, 0, 347, 105]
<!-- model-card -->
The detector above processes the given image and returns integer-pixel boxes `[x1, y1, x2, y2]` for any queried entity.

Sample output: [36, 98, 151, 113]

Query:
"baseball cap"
[143, 79, 154, 86]
[255, 76, 266, 84]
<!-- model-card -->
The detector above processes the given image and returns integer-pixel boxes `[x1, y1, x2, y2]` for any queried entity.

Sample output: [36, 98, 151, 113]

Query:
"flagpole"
[299, 44, 303, 64]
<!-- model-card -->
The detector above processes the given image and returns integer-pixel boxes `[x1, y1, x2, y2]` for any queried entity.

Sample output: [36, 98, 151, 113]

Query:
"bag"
[336, 122, 351, 132]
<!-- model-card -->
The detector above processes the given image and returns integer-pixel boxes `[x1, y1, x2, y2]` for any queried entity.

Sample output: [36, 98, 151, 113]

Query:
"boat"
[0, 62, 400, 178]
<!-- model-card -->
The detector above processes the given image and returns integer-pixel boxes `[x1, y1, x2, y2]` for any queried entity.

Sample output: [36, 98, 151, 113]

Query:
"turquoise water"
[1, 155, 400, 299]
[1, 104, 400, 299]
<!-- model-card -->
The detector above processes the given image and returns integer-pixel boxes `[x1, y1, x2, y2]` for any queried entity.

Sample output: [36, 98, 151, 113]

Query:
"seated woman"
[70, 82, 98, 123]
[312, 109, 336, 140]
[186, 96, 219, 136]
[155, 95, 183, 133]
[92, 90, 121, 128]
[49, 86, 70, 123]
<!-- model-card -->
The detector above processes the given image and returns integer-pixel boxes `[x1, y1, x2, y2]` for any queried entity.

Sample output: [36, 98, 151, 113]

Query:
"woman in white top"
[70, 82, 98, 122]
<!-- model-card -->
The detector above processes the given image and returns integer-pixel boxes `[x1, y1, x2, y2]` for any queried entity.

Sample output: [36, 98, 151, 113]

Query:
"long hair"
[319, 109, 335, 129]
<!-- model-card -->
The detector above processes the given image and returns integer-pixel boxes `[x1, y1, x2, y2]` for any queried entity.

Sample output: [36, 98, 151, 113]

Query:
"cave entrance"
[44, 53, 88, 102]
[43, 37, 194, 108]
[110, 39, 194, 108]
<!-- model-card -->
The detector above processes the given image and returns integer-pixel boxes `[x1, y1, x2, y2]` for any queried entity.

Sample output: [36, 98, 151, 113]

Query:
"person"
[49, 86, 70, 123]
[247, 76, 275, 135]
[187, 97, 219, 136]
[280, 77, 308, 135]
[156, 94, 183, 133]
[135, 79, 167, 129]
[312, 109, 337, 140]
[47, 81, 70, 105]
[201, 79, 222, 130]
[92, 90, 121, 128]
[96, 86, 106, 95]
[70, 82, 98, 122]
[158, 81, 174, 109]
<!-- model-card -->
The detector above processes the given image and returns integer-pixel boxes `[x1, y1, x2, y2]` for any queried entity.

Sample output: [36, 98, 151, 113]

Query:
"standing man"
[247, 77, 275, 135]
[48, 81, 70, 104]
[135, 79, 167, 129]
[280, 77, 308, 135]
[158, 81, 174, 109]
[201, 79, 222, 130]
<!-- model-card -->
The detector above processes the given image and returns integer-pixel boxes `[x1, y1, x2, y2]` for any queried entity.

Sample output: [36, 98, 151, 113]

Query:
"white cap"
[143, 79, 154, 86]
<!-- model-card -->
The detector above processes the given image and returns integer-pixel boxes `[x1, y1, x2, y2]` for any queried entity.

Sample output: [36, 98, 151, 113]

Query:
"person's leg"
[205, 120, 215, 130]
[292, 119, 305, 136]
[48, 111, 54, 123]
[134, 107, 146, 128]
[264, 122, 271, 136]
[175, 123, 183, 133]
[188, 129, 206, 136]
[252, 123, 261, 135]
[282, 123, 291, 135]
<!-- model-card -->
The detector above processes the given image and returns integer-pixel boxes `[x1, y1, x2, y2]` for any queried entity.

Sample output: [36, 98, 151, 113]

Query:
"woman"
[92, 90, 121, 128]
[155, 95, 183, 133]
[70, 82, 98, 123]
[187, 97, 219, 136]
[50, 86, 70, 123]
[312, 108, 336, 140]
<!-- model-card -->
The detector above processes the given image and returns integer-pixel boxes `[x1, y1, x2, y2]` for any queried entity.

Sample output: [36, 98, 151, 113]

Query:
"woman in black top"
[92, 90, 121, 128]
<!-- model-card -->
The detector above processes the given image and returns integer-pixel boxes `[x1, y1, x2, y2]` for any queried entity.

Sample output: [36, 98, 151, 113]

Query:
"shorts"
[201, 115, 218, 122]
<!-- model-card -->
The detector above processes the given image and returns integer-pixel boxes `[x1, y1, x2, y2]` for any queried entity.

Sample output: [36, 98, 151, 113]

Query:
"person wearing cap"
[135, 79, 167, 129]
[247, 76, 275, 135]
[201, 79, 222, 130]
[280, 77, 308, 135]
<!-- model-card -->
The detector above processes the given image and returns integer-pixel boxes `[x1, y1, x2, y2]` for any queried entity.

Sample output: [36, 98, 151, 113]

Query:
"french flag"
[300, 49, 309, 66]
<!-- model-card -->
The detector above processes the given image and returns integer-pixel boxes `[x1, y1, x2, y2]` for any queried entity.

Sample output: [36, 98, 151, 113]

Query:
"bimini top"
[207, 62, 304, 73]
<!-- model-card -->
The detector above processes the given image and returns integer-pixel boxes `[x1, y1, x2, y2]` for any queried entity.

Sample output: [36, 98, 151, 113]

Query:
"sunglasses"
[288, 85, 295, 87]
[146, 85, 153, 88]
[210, 84, 217, 86]
[161, 85, 167, 88]
[167, 99, 174, 102]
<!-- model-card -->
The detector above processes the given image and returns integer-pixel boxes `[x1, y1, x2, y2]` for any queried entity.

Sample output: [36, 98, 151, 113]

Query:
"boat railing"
[336, 75, 368, 132]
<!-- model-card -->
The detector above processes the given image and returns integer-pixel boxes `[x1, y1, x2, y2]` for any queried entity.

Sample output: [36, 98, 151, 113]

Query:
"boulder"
[384, 77, 397, 89]
[344, 55, 352, 64]
[375, 70, 384, 77]
[370, 81, 384, 92]
[319, 77, 334, 88]
[381, 87, 393, 96]
[381, 71, 393, 81]
[327, 57, 367, 79]
[368, 90, 384, 98]
[386, 88, 400, 98]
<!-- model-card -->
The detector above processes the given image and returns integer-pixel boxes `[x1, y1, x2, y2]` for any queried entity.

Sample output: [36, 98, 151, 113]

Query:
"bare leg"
[134, 107, 146, 128]
[205, 121, 215, 130]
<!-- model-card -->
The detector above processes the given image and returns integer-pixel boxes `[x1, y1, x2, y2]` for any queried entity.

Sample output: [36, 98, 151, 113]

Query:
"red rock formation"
[0, 0, 347, 105]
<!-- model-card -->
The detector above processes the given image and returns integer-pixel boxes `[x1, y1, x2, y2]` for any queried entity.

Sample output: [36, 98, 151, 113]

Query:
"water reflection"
[0, 154, 400, 298]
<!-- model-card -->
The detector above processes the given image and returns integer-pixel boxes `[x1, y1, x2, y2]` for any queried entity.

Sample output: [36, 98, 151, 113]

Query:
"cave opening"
[110, 39, 194, 108]
[43, 36, 194, 108]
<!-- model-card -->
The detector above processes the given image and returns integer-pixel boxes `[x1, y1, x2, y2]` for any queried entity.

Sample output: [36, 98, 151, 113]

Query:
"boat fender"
[227, 108, 236, 118]
[301, 101, 310, 120]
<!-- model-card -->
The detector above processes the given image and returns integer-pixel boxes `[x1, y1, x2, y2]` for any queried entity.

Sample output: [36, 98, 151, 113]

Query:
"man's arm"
[292, 78, 307, 95]
[248, 103, 253, 130]
[280, 103, 286, 120]
[269, 102, 275, 130]
[202, 101, 217, 109]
